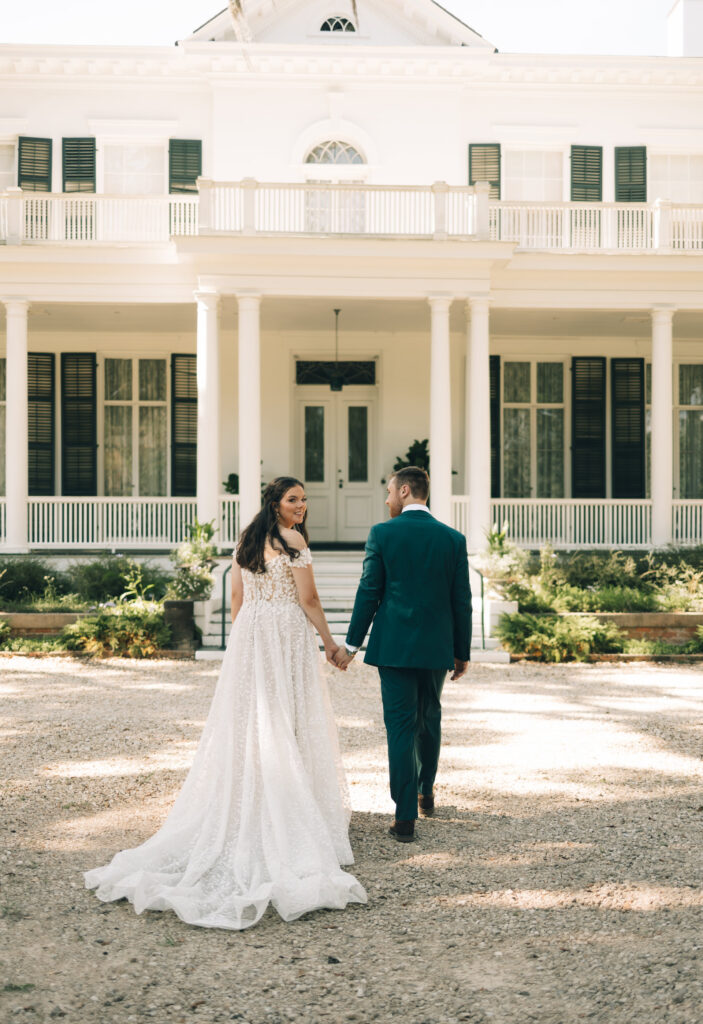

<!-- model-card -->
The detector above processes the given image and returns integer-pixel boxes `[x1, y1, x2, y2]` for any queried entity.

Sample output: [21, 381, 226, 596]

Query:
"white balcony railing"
[4, 192, 199, 244]
[0, 496, 241, 549]
[672, 500, 703, 546]
[27, 497, 198, 549]
[452, 498, 656, 549]
[3, 183, 703, 251]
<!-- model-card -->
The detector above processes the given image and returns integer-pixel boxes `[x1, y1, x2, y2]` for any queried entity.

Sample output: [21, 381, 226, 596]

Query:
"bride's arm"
[230, 559, 244, 624]
[284, 535, 339, 663]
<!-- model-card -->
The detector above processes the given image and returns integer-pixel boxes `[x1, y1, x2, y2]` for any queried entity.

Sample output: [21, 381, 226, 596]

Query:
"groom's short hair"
[392, 466, 430, 500]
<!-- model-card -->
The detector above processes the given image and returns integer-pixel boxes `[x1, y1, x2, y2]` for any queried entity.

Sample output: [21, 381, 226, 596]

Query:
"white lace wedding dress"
[85, 548, 367, 929]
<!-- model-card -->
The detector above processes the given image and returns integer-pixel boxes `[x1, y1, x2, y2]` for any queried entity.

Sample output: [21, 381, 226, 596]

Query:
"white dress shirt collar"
[402, 503, 432, 514]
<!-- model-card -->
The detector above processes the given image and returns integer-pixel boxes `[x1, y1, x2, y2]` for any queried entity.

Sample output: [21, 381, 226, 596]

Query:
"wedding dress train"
[85, 549, 367, 929]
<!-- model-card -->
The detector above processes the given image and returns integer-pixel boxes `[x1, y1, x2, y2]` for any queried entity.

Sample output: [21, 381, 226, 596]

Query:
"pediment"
[187, 0, 495, 50]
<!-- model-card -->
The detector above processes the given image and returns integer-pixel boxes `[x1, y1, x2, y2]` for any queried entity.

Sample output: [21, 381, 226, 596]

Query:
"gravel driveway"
[2, 656, 702, 1024]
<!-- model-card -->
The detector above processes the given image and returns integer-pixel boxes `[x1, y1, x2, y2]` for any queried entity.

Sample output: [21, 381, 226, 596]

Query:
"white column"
[237, 294, 262, 529]
[466, 298, 491, 552]
[4, 300, 29, 551]
[195, 291, 220, 528]
[651, 307, 674, 548]
[428, 296, 453, 525]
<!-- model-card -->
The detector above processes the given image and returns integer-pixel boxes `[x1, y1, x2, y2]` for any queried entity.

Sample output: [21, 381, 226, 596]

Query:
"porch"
[0, 496, 701, 551]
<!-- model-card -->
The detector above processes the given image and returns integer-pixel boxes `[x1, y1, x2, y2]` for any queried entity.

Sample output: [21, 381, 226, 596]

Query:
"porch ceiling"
[2, 300, 703, 339]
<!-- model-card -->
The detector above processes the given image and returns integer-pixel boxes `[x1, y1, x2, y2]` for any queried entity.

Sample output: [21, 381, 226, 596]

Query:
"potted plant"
[164, 519, 218, 648]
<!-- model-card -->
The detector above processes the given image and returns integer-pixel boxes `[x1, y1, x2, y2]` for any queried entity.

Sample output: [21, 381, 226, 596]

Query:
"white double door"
[296, 387, 379, 543]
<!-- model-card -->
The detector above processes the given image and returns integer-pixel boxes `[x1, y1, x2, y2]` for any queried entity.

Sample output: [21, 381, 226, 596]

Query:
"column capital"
[651, 305, 675, 323]
[427, 294, 453, 311]
[236, 292, 262, 311]
[3, 299, 29, 316]
[194, 290, 220, 310]
[464, 296, 491, 317]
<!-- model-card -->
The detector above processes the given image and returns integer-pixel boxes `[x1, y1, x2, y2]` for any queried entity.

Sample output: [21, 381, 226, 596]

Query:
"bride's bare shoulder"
[280, 528, 306, 551]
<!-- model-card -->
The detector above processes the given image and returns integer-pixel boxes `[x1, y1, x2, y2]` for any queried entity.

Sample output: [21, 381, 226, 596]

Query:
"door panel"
[296, 388, 378, 543]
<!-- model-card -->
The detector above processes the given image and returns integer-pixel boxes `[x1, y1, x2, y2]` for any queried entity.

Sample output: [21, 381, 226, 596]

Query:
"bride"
[85, 477, 367, 929]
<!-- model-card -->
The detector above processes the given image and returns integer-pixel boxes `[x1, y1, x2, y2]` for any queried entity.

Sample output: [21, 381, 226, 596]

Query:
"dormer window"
[320, 16, 356, 33]
[306, 141, 365, 165]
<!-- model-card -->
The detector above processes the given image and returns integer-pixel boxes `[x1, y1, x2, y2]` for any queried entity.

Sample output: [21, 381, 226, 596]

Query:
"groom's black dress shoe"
[389, 820, 415, 843]
[418, 793, 435, 817]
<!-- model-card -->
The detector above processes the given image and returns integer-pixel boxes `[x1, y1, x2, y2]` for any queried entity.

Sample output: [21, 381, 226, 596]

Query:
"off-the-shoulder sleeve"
[289, 548, 313, 568]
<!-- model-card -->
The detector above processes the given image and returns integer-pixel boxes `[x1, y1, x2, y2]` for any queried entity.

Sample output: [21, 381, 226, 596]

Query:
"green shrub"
[549, 584, 658, 614]
[0, 619, 12, 649]
[167, 519, 216, 601]
[66, 557, 171, 604]
[495, 612, 625, 662]
[0, 558, 71, 605]
[61, 603, 172, 658]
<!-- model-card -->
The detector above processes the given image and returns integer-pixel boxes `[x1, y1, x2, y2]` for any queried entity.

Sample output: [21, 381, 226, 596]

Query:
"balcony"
[1, 182, 703, 250]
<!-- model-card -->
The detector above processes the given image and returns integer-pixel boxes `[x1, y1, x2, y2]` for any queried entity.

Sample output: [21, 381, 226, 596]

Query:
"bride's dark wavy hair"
[236, 476, 309, 574]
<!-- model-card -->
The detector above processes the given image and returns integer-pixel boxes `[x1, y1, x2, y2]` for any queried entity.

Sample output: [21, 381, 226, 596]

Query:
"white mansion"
[1, 0, 702, 554]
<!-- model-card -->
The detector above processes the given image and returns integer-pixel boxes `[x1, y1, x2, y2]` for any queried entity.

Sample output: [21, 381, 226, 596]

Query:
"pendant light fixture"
[330, 307, 343, 391]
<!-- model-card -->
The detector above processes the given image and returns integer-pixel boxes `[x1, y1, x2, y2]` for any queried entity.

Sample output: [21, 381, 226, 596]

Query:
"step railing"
[218, 496, 241, 549]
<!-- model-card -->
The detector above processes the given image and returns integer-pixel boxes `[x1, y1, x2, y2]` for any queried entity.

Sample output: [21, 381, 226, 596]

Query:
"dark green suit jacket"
[346, 509, 472, 670]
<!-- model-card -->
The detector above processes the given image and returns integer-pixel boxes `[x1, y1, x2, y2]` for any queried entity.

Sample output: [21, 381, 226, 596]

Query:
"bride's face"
[277, 485, 307, 528]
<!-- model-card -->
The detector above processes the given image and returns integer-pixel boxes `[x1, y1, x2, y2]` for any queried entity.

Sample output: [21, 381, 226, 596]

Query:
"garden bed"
[583, 612, 703, 643]
[0, 612, 81, 636]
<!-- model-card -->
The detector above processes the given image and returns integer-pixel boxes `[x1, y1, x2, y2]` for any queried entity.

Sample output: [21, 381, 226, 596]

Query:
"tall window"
[502, 361, 565, 498]
[503, 150, 562, 201]
[649, 155, 703, 202]
[0, 358, 5, 496]
[103, 357, 167, 496]
[304, 141, 366, 232]
[678, 364, 703, 499]
[103, 144, 165, 194]
[0, 144, 15, 191]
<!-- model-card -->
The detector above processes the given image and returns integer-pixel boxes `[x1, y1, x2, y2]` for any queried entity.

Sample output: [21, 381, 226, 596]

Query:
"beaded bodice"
[241, 549, 313, 606]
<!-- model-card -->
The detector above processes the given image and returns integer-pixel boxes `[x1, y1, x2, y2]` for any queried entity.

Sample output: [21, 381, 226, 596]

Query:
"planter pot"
[163, 599, 197, 650]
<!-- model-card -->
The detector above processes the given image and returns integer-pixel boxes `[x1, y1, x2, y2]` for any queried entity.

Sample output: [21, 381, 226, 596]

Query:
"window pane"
[105, 358, 132, 401]
[504, 362, 530, 404]
[348, 406, 368, 482]
[679, 365, 703, 406]
[104, 406, 132, 496]
[139, 359, 166, 401]
[304, 406, 325, 482]
[139, 406, 167, 496]
[503, 408, 531, 497]
[537, 363, 563, 404]
[679, 410, 703, 498]
[537, 408, 564, 498]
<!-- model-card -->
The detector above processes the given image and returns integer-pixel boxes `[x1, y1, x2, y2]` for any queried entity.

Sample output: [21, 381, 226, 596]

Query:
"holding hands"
[324, 644, 354, 671]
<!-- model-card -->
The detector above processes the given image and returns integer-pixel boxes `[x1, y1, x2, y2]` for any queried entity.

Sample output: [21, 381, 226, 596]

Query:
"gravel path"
[2, 656, 703, 1024]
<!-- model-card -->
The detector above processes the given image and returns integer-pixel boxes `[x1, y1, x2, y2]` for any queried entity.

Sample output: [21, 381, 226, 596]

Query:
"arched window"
[320, 16, 356, 32]
[305, 141, 365, 165]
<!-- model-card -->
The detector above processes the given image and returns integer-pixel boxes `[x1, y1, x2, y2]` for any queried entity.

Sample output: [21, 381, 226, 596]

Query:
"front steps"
[196, 551, 509, 663]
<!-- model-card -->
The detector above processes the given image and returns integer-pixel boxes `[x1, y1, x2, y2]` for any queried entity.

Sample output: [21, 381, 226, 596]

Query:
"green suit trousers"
[378, 665, 447, 822]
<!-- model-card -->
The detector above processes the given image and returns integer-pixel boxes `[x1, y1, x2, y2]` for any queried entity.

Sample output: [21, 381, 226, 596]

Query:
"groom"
[335, 467, 472, 843]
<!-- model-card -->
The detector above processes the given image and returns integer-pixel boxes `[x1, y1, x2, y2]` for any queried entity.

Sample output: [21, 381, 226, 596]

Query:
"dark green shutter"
[611, 358, 645, 499]
[572, 357, 606, 499]
[62, 138, 96, 192]
[18, 137, 52, 191]
[490, 355, 501, 498]
[61, 354, 97, 496]
[469, 144, 500, 199]
[28, 353, 55, 496]
[571, 146, 602, 202]
[171, 355, 197, 496]
[615, 147, 646, 202]
[169, 140, 202, 194]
